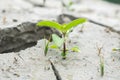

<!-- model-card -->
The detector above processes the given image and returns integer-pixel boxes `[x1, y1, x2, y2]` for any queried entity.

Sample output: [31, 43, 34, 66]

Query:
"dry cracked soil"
[0, 0, 120, 80]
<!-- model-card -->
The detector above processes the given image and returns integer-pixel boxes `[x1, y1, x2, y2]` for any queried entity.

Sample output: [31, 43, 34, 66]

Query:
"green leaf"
[49, 44, 59, 49]
[52, 34, 64, 47]
[37, 20, 63, 31]
[71, 46, 80, 52]
[100, 58, 104, 76]
[44, 40, 50, 56]
[112, 48, 120, 51]
[64, 18, 87, 31]
[100, 62, 104, 76]
[68, 1, 73, 6]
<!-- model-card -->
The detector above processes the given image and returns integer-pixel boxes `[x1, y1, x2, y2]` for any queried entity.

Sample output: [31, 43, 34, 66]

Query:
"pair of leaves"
[37, 18, 86, 58]
[37, 18, 86, 33]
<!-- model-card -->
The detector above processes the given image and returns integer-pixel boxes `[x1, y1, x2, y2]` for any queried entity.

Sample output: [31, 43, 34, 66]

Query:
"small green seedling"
[37, 18, 86, 59]
[112, 48, 120, 52]
[71, 46, 80, 52]
[100, 56, 104, 76]
[44, 39, 50, 56]
[61, 0, 74, 11]
[44, 36, 51, 56]
[96, 44, 104, 77]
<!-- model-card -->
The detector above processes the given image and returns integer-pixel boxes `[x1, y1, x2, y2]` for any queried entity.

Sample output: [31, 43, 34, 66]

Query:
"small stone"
[2, 10, 6, 13]
[13, 19, 18, 22]
[13, 73, 20, 77]
[91, 77, 93, 79]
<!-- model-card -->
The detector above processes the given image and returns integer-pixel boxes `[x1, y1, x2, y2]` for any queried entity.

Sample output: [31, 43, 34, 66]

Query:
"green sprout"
[37, 18, 86, 59]
[112, 48, 120, 52]
[96, 44, 104, 77]
[44, 39, 50, 56]
[61, 0, 74, 11]
[100, 56, 104, 77]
